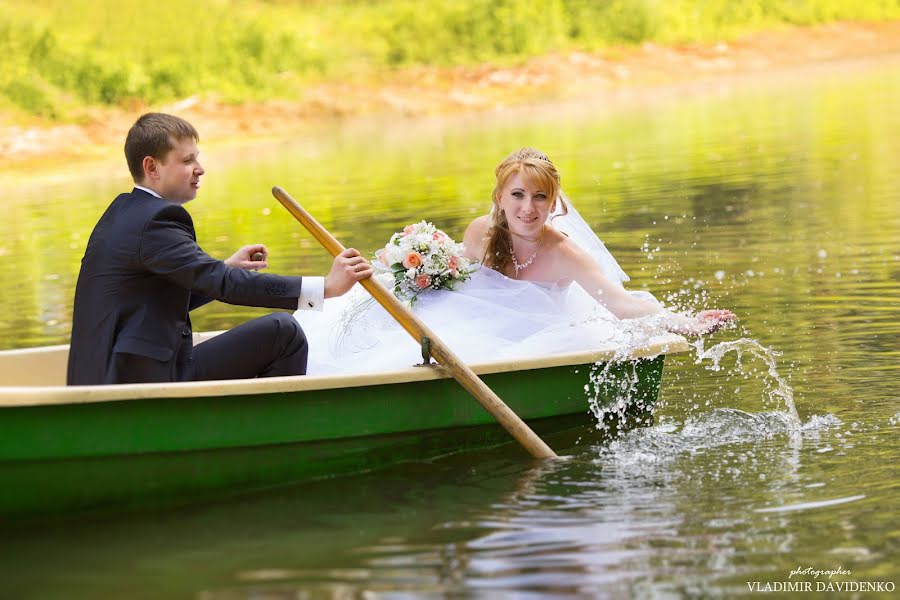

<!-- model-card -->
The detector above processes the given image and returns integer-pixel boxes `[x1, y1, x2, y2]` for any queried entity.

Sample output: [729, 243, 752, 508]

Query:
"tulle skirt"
[294, 268, 654, 375]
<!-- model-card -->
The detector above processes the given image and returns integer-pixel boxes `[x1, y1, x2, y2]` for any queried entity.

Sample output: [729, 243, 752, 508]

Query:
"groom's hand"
[225, 244, 268, 271]
[325, 248, 373, 298]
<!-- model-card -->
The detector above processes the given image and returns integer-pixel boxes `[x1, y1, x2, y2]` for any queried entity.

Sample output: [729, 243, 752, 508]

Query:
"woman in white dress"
[295, 148, 734, 375]
[464, 147, 734, 332]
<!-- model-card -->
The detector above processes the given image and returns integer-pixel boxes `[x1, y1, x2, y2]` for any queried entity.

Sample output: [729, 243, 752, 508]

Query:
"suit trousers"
[190, 313, 308, 381]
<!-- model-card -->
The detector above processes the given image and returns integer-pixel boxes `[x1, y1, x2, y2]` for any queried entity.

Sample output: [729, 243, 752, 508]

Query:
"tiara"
[509, 147, 550, 162]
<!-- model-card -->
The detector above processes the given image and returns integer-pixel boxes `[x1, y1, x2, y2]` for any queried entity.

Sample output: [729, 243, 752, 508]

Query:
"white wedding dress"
[294, 197, 659, 375]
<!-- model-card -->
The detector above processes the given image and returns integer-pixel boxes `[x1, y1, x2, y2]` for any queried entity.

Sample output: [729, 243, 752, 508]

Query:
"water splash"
[584, 314, 683, 432]
[585, 314, 800, 435]
[690, 336, 800, 424]
[599, 408, 815, 466]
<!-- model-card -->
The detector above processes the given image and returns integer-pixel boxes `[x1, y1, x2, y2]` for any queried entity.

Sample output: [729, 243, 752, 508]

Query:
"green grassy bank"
[2, 0, 899, 120]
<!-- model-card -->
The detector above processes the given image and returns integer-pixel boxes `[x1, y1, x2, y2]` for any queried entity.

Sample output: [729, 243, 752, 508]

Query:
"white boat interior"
[0, 331, 688, 405]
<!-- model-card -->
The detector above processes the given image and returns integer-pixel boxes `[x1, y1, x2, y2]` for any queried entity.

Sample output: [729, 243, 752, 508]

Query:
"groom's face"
[148, 136, 205, 204]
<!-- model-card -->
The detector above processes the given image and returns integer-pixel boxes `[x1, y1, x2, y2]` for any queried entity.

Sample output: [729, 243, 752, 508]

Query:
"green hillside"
[2, 0, 898, 119]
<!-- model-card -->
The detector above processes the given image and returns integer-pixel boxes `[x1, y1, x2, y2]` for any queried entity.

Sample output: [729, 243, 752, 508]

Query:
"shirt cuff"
[297, 276, 324, 312]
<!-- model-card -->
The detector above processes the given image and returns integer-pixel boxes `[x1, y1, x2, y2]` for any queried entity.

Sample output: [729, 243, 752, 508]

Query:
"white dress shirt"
[133, 185, 323, 311]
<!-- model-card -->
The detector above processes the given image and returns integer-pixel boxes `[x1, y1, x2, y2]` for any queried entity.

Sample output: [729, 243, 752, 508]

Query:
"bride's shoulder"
[545, 228, 596, 267]
[544, 227, 580, 255]
[465, 214, 491, 235]
[463, 215, 491, 255]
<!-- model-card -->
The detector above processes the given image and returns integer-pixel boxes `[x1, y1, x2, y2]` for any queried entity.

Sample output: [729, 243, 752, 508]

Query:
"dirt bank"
[2, 21, 899, 176]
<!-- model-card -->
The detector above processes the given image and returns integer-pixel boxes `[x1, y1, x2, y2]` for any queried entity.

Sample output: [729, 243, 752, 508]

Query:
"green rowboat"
[0, 332, 688, 518]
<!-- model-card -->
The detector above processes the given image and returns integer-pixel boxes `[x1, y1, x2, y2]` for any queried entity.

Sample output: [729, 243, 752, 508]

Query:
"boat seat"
[0, 332, 224, 387]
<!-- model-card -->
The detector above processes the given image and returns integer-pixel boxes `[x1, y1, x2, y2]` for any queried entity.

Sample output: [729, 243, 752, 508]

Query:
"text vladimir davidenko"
[746, 566, 896, 593]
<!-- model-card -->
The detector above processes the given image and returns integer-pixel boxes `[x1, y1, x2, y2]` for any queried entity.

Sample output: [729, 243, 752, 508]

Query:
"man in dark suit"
[67, 113, 373, 385]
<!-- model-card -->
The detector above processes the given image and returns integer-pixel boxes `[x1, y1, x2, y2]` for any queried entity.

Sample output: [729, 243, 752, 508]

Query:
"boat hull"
[0, 356, 665, 518]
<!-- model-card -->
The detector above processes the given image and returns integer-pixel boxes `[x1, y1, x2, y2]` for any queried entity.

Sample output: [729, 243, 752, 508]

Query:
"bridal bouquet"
[375, 221, 477, 307]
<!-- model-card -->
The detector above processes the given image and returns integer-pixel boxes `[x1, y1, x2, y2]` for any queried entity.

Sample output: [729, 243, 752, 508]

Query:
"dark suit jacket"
[67, 188, 304, 385]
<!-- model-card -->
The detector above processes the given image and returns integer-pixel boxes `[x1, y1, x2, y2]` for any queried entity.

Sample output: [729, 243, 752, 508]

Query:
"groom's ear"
[141, 155, 159, 181]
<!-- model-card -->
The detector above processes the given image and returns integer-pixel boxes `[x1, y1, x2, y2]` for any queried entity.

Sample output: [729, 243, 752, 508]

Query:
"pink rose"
[448, 256, 458, 270]
[402, 252, 423, 269]
[432, 231, 446, 242]
[403, 225, 415, 235]
[415, 274, 431, 288]
[378, 251, 389, 265]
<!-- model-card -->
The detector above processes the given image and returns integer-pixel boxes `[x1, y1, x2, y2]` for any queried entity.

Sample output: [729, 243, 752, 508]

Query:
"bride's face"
[497, 173, 552, 237]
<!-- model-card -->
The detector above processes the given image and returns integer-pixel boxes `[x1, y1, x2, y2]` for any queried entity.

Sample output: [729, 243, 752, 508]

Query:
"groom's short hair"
[124, 113, 199, 181]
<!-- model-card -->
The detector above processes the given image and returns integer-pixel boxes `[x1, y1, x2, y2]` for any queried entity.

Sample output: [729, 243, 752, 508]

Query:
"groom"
[67, 112, 373, 385]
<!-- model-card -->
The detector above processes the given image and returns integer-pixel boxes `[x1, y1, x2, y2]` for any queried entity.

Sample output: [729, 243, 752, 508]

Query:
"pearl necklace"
[509, 227, 544, 278]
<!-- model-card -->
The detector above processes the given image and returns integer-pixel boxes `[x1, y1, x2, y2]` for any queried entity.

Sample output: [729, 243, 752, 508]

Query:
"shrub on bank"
[1, 0, 898, 119]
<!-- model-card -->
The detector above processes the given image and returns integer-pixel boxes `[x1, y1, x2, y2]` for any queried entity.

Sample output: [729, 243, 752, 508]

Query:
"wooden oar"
[272, 186, 557, 459]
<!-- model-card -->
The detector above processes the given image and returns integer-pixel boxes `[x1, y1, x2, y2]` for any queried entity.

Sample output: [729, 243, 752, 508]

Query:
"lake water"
[1, 57, 898, 597]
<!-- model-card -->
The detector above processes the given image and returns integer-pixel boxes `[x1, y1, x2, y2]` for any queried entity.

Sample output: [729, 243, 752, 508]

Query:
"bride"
[295, 148, 734, 375]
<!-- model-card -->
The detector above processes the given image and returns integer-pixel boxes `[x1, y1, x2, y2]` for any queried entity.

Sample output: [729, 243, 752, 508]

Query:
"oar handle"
[272, 186, 557, 459]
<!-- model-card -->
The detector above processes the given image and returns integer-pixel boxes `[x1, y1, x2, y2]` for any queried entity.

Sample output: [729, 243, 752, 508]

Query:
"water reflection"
[0, 413, 895, 597]
[1, 58, 898, 597]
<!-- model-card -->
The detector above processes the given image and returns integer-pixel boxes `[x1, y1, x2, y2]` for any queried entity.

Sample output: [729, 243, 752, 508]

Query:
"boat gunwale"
[0, 334, 688, 406]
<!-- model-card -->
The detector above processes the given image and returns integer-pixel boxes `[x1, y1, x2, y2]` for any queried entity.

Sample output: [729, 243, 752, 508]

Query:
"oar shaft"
[427, 336, 557, 457]
[272, 186, 557, 459]
[271, 186, 418, 340]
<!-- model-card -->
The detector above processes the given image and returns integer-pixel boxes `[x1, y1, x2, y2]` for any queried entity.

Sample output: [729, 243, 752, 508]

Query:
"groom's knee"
[269, 313, 307, 352]
[263, 313, 308, 374]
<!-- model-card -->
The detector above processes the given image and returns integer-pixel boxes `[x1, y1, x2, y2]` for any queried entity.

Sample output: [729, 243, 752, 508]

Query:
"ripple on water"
[754, 494, 867, 514]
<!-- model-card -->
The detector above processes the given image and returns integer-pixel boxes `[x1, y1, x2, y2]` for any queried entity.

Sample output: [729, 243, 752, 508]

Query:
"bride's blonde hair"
[483, 147, 567, 272]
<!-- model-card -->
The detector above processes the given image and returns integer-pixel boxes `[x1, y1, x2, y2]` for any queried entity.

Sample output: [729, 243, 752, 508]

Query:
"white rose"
[386, 246, 404, 265]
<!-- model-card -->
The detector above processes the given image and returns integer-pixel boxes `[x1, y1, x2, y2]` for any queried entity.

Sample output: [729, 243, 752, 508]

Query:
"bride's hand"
[693, 309, 737, 334]
[665, 309, 736, 336]
[225, 244, 268, 271]
[325, 248, 374, 298]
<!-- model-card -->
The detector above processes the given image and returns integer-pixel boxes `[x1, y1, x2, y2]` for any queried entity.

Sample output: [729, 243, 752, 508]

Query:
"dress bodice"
[480, 267, 567, 291]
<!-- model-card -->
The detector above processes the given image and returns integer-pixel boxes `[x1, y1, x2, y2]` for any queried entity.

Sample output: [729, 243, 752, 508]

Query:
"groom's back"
[67, 190, 191, 385]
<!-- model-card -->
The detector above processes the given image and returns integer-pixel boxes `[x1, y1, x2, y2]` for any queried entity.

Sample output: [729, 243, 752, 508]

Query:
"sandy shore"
[2, 20, 899, 177]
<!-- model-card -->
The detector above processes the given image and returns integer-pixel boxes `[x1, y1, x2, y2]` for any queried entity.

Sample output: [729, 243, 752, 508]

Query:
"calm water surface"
[1, 58, 898, 598]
